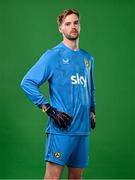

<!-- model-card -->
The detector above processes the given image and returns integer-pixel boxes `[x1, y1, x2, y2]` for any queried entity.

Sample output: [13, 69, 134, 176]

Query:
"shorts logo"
[54, 152, 61, 159]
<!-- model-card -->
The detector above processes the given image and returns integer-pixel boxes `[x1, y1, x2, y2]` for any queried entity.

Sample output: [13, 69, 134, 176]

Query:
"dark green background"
[0, 0, 135, 179]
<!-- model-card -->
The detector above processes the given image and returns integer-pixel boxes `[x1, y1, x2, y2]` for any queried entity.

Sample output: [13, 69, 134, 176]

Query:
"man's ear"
[59, 25, 62, 33]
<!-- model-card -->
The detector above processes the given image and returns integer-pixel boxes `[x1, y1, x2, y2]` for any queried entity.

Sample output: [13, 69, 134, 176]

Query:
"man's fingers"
[49, 108, 72, 129]
[59, 116, 68, 128]
[55, 113, 71, 129]
[61, 112, 72, 120]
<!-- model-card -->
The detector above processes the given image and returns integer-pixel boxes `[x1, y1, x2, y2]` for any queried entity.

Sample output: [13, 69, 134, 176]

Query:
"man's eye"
[65, 23, 70, 26]
[74, 21, 79, 25]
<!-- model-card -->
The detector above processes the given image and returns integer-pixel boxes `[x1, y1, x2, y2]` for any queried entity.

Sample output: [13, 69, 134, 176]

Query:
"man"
[21, 9, 96, 180]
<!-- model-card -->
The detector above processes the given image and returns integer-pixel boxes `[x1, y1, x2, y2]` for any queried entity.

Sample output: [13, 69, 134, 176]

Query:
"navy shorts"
[45, 134, 89, 168]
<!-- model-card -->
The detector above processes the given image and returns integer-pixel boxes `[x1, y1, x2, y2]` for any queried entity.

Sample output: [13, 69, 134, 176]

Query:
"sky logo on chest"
[71, 73, 86, 87]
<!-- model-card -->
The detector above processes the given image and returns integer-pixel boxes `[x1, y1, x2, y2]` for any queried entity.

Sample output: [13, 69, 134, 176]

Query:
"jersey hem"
[45, 131, 90, 136]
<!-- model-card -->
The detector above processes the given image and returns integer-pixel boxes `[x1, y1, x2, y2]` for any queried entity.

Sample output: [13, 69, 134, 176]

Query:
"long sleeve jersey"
[21, 42, 96, 135]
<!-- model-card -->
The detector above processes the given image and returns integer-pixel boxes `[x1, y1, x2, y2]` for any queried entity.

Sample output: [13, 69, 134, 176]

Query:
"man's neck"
[63, 38, 79, 51]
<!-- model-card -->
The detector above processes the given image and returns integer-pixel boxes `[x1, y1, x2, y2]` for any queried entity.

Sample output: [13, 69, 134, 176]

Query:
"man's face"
[59, 14, 80, 40]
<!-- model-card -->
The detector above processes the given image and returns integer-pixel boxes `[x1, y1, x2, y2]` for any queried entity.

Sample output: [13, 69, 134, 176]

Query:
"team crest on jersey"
[84, 58, 90, 68]
[53, 152, 61, 159]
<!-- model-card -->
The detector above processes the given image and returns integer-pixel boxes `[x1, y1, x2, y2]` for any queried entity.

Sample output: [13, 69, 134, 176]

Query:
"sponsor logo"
[71, 73, 86, 87]
[62, 58, 69, 64]
[53, 152, 61, 159]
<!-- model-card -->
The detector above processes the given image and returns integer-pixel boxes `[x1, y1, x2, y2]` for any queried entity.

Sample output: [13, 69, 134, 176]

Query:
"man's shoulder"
[43, 43, 64, 58]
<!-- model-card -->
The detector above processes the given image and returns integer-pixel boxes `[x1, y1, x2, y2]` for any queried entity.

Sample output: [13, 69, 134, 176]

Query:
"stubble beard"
[64, 32, 79, 41]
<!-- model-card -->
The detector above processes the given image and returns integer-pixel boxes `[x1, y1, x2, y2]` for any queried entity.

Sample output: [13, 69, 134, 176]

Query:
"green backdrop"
[0, 0, 135, 179]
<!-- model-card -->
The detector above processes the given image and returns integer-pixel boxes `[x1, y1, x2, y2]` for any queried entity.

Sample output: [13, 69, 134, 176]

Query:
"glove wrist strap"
[42, 103, 51, 113]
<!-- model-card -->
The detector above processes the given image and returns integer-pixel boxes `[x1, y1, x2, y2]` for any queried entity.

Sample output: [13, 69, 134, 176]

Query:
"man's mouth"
[71, 31, 78, 34]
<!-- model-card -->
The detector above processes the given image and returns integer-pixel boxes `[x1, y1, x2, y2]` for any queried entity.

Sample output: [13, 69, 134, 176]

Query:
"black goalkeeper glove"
[42, 104, 72, 129]
[90, 107, 96, 130]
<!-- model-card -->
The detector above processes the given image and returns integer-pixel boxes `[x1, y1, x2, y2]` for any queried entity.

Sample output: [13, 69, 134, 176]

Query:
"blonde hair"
[57, 9, 80, 27]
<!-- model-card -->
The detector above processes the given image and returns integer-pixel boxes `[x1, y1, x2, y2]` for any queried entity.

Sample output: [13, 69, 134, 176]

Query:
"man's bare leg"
[44, 161, 64, 180]
[68, 166, 83, 180]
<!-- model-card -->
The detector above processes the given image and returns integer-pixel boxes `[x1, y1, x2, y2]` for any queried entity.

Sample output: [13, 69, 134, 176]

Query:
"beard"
[63, 31, 79, 40]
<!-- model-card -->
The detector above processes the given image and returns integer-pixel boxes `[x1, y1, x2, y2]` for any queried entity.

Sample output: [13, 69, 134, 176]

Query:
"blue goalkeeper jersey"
[21, 42, 96, 135]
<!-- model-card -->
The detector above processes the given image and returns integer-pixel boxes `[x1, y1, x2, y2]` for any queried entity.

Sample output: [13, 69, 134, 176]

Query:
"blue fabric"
[21, 42, 96, 135]
[45, 134, 89, 168]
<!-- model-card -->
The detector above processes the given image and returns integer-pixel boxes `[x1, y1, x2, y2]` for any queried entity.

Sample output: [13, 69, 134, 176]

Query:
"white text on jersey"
[71, 73, 86, 87]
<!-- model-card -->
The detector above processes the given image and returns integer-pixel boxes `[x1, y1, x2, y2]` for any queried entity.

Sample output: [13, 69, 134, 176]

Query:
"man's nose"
[71, 23, 76, 28]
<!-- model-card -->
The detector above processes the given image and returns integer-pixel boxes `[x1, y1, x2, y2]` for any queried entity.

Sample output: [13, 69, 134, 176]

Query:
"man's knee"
[44, 169, 62, 180]
[68, 174, 82, 180]
[44, 173, 60, 180]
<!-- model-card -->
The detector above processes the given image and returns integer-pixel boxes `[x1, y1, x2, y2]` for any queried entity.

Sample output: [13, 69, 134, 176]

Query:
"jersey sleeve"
[90, 57, 96, 110]
[20, 50, 53, 107]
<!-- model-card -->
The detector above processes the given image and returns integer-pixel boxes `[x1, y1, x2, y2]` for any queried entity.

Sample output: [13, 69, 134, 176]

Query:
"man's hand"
[90, 108, 96, 129]
[42, 104, 72, 129]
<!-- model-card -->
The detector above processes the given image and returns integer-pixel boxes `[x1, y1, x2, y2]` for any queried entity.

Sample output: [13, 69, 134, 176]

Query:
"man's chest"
[50, 54, 91, 88]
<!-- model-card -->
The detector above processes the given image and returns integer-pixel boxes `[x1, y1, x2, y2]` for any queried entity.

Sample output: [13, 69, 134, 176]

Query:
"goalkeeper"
[21, 8, 96, 180]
